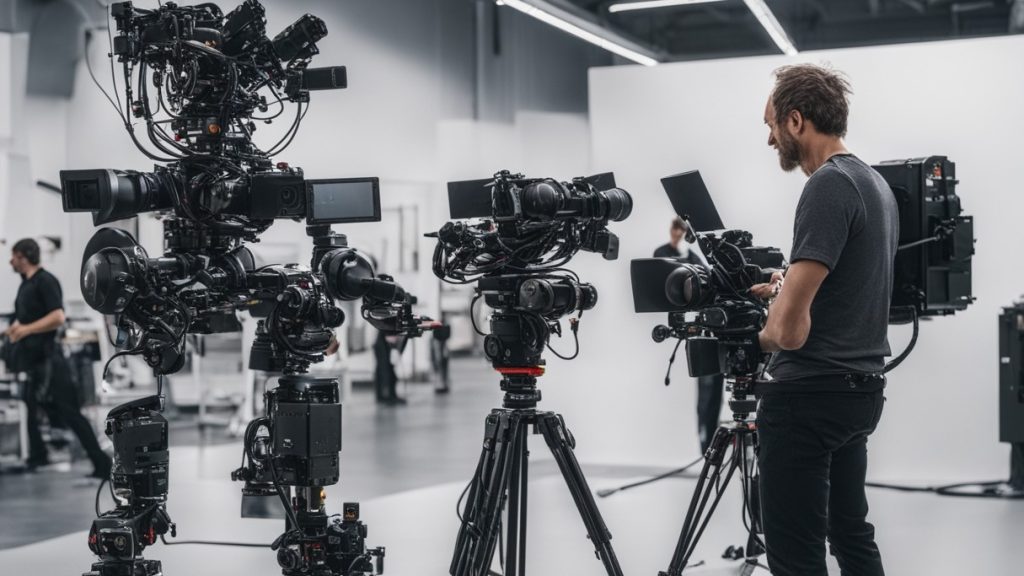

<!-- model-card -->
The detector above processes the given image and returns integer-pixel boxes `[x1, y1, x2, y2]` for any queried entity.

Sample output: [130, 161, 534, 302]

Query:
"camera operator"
[751, 65, 897, 576]
[654, 217, 723, 452]
[6, 239, 111, 478]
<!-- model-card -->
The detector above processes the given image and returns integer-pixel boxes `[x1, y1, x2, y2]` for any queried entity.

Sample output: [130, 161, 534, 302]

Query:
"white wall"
[0, 32, 76, 307]
[536, 35, 1024, 483]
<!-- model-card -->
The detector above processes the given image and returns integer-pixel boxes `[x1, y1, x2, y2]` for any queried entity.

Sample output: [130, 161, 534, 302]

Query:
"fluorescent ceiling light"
[742, 0, 798, 56]
[609, 0, 726, 14]
[497, 0, 661, 66]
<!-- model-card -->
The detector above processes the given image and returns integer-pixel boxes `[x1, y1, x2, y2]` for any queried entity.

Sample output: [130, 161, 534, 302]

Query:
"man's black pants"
[372, 331, 398, 401]
[756, 389, 885, 576]
[696, 373, 724, 452]
[24, 353, 110, 473]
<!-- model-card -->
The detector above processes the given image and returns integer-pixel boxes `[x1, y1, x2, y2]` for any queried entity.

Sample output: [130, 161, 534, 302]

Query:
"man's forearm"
[24, 310, 65, 335]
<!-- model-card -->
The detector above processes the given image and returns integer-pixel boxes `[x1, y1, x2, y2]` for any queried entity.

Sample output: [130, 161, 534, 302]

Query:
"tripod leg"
[742, 433, 765, 558]
[537, 413, 624, 576]
[518, 430, 529, 573]
[452, 411, 519, 576]
[505, 415, 530, 576]
[662, 426, 742, 576]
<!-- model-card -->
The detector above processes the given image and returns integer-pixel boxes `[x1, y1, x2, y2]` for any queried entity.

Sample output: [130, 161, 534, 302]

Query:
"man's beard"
[775, 131, 802, 173]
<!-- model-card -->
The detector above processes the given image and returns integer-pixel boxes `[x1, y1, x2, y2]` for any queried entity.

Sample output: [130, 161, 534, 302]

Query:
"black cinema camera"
[85, 396, 174, 576]
[631, 171, 784, 382]
[437, 170, 631, 274]
[432, 170, 630, 374]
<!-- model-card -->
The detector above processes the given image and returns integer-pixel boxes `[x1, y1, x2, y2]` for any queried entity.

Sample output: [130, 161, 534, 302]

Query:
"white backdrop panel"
[537, 36, 1024, 482]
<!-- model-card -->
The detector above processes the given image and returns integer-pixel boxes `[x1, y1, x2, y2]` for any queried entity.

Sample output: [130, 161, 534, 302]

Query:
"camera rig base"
[84, 558, 163, 576]
[659, 376, 765, 576]
[451, 371, 623, 576]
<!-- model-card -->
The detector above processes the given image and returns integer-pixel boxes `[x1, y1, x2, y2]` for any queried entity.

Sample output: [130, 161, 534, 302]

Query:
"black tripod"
[451, 369, 623, 576]
[660, 376, 765, 576]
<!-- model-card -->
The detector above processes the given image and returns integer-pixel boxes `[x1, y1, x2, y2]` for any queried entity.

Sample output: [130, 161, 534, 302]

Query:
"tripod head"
[651, 301, 767, 420]
[474, 272, 597, 408]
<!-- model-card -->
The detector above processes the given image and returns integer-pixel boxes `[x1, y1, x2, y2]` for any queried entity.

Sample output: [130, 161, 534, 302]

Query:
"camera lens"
[322, 249, 375, 300]
[600, 188, 633, 222]
[665, 264, 714, 309]
[81, 248, 137, 314]
[521, 180, 563, 219]
[578, 283, 599, 311]
[277, 547, 302, 571]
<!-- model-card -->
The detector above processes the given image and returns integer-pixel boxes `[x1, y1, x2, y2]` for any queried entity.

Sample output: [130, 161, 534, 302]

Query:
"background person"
[654, 217, 723, 452]
[6, 238, 111, 479]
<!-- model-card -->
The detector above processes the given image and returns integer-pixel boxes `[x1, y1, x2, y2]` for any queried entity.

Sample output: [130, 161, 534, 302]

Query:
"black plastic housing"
[873, 156, 974, 317]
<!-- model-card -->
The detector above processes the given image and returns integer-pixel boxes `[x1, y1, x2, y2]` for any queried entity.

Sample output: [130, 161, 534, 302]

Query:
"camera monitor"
[872, 156, 974, 317]
[305, 177, 381, 225]
[661, 171, 724, 232]
[584, 172, 617, 191]
[447, 178, 495, 220]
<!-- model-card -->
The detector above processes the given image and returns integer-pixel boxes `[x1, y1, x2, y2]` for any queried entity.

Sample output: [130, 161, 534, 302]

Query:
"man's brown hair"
[12, 238, 40, 265]
[671, 216, 686, 231]
[770, 64, 853, 137]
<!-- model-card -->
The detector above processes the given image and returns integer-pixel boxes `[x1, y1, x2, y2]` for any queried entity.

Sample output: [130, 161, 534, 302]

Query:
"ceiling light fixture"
[742, 0, 798, 55]
[496, 0, 661, 66]
[608, 0, 726, 14]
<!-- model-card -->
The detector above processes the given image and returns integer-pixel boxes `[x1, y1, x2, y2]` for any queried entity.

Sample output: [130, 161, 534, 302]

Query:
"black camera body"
[62, 169, 380, 230]
[631, 170, 784, 382]
[432, 170, 630, 392]
[440, 170, 632, 270]
[232, 376, 384, 575]
[632, 230, 783, 314]
[85, 396, 175, 575]
[634, 232, 781, 379]
[108, 399, 170, 501]
[245, 376, 341, 489]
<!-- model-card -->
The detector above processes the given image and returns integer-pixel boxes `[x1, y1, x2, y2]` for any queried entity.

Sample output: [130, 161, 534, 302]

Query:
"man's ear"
[787, 109, 804, 136]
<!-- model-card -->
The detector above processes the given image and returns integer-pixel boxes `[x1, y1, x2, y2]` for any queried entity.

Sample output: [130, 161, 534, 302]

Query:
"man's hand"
[750, 270, 785, 300]
[758, 260, 829, 352]
[325, 334, 340, 356]
[5, 322, 29, 343]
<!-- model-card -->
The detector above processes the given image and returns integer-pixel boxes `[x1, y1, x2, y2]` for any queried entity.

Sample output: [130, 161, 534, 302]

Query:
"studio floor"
[0, 357, 1021, 575]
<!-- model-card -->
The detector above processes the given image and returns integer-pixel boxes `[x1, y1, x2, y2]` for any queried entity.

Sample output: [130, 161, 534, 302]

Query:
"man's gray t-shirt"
[768, 154, 899, 381]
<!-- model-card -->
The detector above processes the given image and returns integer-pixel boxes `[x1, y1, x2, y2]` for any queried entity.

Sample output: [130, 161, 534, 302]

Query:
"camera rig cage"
[60, 2, 441, 575]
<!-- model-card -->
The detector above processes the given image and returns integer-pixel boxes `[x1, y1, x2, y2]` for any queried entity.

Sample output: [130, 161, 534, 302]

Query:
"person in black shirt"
[653, 217, 688, 259]
[751, 65, 895, 576]
[653, 218, 723, 452]
[6, 238, 111, 478]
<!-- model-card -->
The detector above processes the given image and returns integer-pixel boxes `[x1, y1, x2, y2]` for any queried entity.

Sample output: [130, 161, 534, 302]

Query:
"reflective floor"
[0, 358, 1021, 575]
